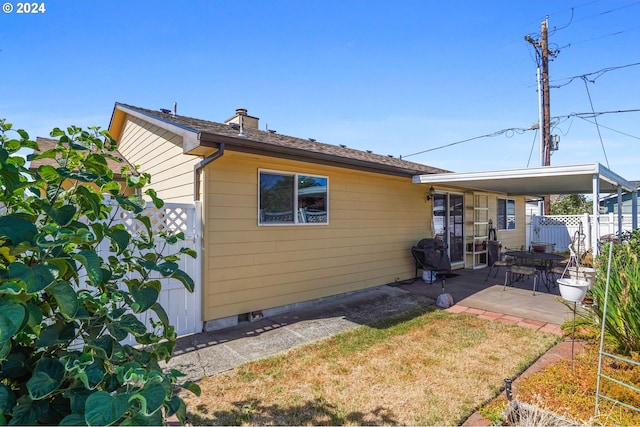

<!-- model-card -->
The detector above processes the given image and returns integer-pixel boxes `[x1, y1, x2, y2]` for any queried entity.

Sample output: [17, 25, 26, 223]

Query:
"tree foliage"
[0, 120, 199, 425]
[549, 194, 593, 215]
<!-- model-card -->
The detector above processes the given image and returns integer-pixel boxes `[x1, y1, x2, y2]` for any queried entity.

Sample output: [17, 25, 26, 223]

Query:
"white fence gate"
[101, 201, 202, 341]
[527, 213, 637, 253]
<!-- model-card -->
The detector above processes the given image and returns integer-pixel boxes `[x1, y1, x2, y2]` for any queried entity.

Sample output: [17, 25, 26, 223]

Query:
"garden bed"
[503, 399, 582, 426]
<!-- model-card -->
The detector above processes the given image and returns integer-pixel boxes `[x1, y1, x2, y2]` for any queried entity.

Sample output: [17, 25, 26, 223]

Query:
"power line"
[400, 126, 533, 159]
[576, 116, 640, 141]
[483, 61, 640, 105]
[525, 0, 633, 40]
[549, 6, 574, 33]
[551, 62, 640, 88]
[566, 24, 640, 47]
[564, 0, 640, 26]
[581, 77, 609, 168]
[526, 128, 539, 168]
[544, 0, 640, 37]
[546, 2, 640, 54]
[554, 108, 640, 119]
[551, 115, 575, 137]
[549, 64, 639, 169]
[400, 109, 640, 160]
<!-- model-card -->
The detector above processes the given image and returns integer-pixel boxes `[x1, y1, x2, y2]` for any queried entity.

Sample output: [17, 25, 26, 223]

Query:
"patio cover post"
[617, 187, 623, 244]
[582, 213, 591, 252]
[633, 190, 638, 231]
[592, 173, 600, 256]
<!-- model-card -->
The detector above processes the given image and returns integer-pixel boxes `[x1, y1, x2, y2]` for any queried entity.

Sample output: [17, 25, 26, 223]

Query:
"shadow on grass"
[171, 292, 437, 358]
[364, 305, 436, 330]
[188, 397, 398, 426]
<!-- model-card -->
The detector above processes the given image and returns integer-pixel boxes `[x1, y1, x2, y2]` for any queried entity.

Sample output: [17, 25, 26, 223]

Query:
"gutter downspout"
[194, 143, 225, 201]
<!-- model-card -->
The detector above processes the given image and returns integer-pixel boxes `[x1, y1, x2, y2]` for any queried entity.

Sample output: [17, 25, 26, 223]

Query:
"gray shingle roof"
[115, 103, 449, 176]
[30, 137, 135, 177]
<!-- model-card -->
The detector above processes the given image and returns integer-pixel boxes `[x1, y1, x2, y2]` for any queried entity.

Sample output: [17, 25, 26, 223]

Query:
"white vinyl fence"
[526, 213, 637, 253]
[99, 200, 202, 342]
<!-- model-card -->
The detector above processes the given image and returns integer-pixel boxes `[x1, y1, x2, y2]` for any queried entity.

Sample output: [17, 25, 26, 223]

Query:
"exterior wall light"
[426, 186, 435, 201]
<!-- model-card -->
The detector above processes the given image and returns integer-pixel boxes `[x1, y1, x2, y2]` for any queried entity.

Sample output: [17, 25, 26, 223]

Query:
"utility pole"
[541, 18, 551, 169]
[526, 17, 556, 214]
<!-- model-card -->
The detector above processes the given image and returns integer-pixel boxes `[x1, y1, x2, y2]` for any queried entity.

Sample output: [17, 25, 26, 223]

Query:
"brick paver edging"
[446, 304, 564, 336]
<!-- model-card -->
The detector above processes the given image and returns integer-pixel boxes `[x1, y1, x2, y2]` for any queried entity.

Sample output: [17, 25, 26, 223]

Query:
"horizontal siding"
[492, 194, 527, 250]
[486, 192, 526, 251]
[202, 154, 428, 321]
[118, 116, 199, 203]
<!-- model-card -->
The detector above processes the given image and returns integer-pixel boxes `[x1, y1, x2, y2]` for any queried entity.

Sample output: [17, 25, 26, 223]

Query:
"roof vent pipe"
[173, 102, 177, 117]
[238, 115, 246, 137]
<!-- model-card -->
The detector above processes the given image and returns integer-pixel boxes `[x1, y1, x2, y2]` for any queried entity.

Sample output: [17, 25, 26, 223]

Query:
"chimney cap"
[225, 108, 258, 128]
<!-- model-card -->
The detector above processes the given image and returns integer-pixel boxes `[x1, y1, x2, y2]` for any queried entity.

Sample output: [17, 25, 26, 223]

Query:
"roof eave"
[110, 103, 439, 178]
[110, 103, 200, 152]
[197, 133, 429, 177]
[412, 163, 636, 196]
[595, 162, 636, 193]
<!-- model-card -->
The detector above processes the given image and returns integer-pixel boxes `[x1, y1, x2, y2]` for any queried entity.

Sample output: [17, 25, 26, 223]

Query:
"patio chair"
[411, 238, 451, 293]
[484, 240, 514, 281]
[304, 209, 327, 223]
[548, 259, 569, 286]
[504, 264, 539, 295]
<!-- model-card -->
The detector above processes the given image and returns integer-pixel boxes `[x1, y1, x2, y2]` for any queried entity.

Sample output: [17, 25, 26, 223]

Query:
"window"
[259, 170, 328, 225]
[497, 198, 516, 230]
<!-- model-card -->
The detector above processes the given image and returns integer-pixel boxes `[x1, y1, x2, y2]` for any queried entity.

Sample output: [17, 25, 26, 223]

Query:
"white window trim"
[497, 197, 516, 231]
[258, 169, 329, 226]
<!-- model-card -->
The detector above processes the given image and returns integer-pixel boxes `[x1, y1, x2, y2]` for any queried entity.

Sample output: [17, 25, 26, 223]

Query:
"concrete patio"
[398, 266, 576, 327]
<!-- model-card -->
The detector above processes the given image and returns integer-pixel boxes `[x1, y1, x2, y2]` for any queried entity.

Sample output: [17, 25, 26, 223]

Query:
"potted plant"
[558, 240, 591, 303]
[565, 250, 596, 287]
[558, 276, 590, 303]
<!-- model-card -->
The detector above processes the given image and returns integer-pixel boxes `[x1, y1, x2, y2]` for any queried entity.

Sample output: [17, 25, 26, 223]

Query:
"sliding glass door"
[433, 193, 464, 264]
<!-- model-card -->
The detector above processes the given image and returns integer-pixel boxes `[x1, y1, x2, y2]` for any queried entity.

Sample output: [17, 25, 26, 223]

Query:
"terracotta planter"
[557, 278, 590, 303]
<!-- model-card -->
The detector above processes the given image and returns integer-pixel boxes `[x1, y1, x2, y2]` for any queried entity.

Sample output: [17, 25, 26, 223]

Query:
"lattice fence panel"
[109, 203, 195, 236]
[80, 201, 202, 344]
[533, 214, 640, 253]
[539, 215, 584, 227]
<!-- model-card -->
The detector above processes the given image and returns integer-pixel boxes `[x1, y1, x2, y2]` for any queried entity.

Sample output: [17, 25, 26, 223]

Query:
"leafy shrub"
[582, 230, 640, 355]
[0, 120, 199, 425]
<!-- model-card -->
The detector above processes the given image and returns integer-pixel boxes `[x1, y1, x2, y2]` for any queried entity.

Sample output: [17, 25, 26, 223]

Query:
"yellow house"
[108, 103, 529, 331]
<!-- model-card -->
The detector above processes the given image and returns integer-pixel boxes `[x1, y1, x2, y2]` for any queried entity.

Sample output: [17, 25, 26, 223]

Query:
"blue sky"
[2, 0, 639, 180]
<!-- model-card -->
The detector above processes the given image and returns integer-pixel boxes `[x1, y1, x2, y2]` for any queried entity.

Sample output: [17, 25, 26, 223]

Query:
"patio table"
[504, 251, 567, 291]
